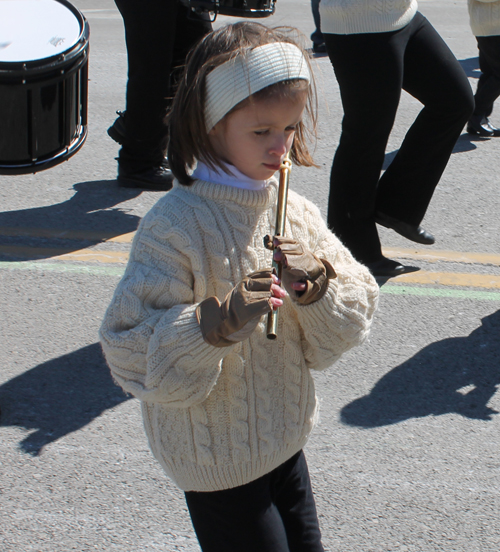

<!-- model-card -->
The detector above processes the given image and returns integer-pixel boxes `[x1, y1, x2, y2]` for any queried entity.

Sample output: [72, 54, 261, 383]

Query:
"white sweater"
[468, 0, 500, 37]
[99, 177, 379, 492]
[320, 0, 418, 35]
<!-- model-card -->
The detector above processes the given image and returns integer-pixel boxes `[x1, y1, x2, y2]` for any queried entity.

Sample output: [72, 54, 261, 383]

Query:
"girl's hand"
[270, 272, 286, 310]
[197, 269, 280, 347]
[272, 236, 336, 305]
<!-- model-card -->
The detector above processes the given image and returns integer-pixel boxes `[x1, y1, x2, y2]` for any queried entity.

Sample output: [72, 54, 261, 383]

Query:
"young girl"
[100, 22, 379, 552]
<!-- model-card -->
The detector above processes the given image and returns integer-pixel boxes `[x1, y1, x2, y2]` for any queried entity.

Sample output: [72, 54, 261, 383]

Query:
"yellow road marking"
[1, 229, 500, 290]
[384, 247, 500, 267]
[393, 271, 500, 289]
[56, 250, 129, 263]
[0, 226, 135, 243]
[0, 245, 129, 264]
[2, 244, 500, 290]
[0, 227, 498, 265]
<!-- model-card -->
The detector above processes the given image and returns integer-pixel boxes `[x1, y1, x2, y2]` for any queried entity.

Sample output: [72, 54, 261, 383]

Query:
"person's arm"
[283, 198, 379, 371]
[100, 210, 284, 407]
[99, 221, 229, 408]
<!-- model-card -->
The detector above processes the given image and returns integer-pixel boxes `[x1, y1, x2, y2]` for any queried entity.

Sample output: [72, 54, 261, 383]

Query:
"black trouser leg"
[473, 36, 500, 119]
[325, 13, 473, 264]
[184, 451, 324, 552]
[324, 28, 406, 263]
[376, 14, 474, 225]
[114, 0, 210, 170]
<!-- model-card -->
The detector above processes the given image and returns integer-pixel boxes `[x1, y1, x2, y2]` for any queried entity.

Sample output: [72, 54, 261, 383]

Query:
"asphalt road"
[1, 1, 500, 551]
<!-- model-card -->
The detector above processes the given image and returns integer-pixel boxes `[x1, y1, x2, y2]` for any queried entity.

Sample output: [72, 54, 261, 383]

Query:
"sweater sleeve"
[287, 199, 379, 371]
[99, 215, 228, 408]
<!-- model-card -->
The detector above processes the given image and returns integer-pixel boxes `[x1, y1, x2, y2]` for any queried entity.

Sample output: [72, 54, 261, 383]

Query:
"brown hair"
[167, 21, 318, 185]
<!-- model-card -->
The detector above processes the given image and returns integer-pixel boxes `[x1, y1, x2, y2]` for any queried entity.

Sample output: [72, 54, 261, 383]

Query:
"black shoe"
[486, 119, 500, 137]
[108, 110, 127, 144]
[312, 42, 327, 54]
[365, 257, 405, 277]
[467, 115, 494, 137]
[375, 211, 435, 245]
[117, 162, 174, 191]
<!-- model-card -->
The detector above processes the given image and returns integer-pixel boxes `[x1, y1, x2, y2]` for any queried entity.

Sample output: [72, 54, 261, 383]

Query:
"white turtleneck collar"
[192, 161, 268, 191]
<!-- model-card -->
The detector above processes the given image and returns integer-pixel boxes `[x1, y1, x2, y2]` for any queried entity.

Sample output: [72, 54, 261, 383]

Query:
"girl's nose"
[269, 135, 287, 157]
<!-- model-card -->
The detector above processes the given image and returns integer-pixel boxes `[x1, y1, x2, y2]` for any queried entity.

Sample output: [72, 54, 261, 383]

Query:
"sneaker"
[117, 161, 174, 191]
[108, 111, 127, 145]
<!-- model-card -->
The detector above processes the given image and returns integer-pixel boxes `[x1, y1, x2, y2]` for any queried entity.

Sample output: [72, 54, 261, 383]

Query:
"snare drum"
[0, 0, 89, 174]
[183, 0, 276, 19]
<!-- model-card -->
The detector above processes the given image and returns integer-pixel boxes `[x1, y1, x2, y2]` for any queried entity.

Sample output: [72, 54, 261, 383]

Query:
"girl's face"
[209, 91, 307, 181]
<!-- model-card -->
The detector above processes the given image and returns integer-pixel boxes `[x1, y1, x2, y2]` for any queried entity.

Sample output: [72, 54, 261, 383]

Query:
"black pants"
[474, 35, 500, 118]
[184, 451, 324, 552]
[114, 0, 211, 170]
[324, 12, 474, 263]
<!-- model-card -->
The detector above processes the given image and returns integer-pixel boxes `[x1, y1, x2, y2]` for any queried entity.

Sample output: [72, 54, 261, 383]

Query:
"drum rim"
[0, 0, 90, 72]
[217, 7, 275, 17]
[0, 125, 88, 175]
[181, 0, 276, 19]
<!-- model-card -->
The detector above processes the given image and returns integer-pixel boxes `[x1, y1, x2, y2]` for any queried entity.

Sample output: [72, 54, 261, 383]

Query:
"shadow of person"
[0, 343, 130, 455]
[453, 133, 484, 154]
[341, 309, 500, 428]
[382, 149, 398, 170]
[459, 57, 480, 79]
[0, 180, 142, 261]
[383, 131, 478, 170]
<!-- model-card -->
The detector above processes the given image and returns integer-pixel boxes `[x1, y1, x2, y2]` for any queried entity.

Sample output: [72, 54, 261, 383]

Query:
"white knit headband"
[204, 42, 311, 131]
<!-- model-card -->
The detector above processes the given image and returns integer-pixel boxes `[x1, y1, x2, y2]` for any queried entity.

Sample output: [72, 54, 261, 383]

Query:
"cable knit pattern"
[99, 177, 379, 492]
[320, 0, 418, 35]
[468, 0, 500, 37]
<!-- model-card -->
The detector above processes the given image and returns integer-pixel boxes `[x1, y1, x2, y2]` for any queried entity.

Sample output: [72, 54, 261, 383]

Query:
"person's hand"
[272, 236, 336, 305]
[196, 269, 286, 347]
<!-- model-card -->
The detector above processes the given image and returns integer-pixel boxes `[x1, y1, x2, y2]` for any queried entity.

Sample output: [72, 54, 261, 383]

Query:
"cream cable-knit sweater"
[320, 0, 418, 35]
[99, 177, 379, 492]
[468, 0, 500, 37]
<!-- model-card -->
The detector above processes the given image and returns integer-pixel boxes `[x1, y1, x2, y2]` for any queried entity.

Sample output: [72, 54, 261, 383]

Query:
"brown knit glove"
[273, 237, 337, 305]
[196, 269, 274, 347]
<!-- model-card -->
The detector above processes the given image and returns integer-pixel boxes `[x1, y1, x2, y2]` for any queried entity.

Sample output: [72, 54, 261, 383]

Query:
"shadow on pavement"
[0, 180, 142, 260]
[382, 150, 398, 170]
[453, 133, 483, 153]
[0, 343, 130, 455]
[383, 132, 478, 171]
[459, 56, 480, 79]
[341, 309, 500, 427]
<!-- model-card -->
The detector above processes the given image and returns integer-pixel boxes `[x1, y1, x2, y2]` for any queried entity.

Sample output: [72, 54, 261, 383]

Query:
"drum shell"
[185, 0, 276, 18]
[217, 0, 275, 17]
[0, 1, 89, 174]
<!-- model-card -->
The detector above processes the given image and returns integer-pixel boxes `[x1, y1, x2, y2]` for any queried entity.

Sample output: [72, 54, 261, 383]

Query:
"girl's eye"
[285, 125, 297, 132]
[254, 129, 269, 136]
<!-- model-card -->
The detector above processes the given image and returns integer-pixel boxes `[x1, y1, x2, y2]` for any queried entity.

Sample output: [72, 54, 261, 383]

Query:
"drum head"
[0, 0, 82, 63]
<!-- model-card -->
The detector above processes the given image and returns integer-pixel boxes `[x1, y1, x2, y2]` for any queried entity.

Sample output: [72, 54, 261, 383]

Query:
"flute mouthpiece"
[280, 157, 292, 171]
